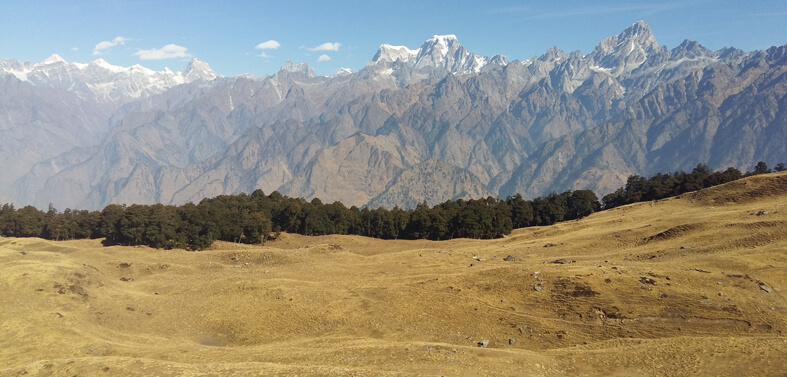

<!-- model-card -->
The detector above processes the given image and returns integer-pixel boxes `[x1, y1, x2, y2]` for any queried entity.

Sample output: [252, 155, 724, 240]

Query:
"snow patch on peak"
[427, 34, 458, 43]
[38, 54, 66, 65]
[183, 58, 218, 81]
[130, 64, 155, 75]
[421, 35, 460, 57]
[589, 20, 661, 76]
[370, 34, 497, 78]
[1, 55, 221, 102]
[279, 60, 316, 77]
[333, 67, 353, 77]
[90, 58, 124, 73]
[373, 44, 419, 63]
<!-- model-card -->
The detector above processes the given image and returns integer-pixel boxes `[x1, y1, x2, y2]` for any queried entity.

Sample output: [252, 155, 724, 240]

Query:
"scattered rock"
[20, 250, 28, 255]
[659, 293, 669, 299]
[551, 258, 568, 264]
[718, 292, 724, 297]
[532, 285, 543, 292]
[544, 243, 558, 248]
[691, 268, 711, 273]
[755, 211, 770, 216]
[509, 338, 516, 345]
[478, 340, 489, 348]
[760, 283, 772, 294]
[470, 263, 476, 267]
[119, 277, 133, 282]
[640, 276, 657, 285]
[717, 281, 723, 285]
[680, 246, 692, 250]
[503, 255, 517, 261]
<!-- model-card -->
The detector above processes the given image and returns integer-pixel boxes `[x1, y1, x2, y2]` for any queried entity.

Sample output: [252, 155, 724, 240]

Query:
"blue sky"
[1, 0, 786, 77]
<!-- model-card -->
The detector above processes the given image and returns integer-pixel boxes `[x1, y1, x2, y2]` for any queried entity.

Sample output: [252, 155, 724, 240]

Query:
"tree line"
[0, 161, 781, 250]
[601, 161, 784, 209]
[0, 188, 600, 250]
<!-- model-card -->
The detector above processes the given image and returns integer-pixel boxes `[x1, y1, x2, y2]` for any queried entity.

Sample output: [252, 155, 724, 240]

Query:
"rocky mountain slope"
[0, 56, 220, 199]
[2, 21, 785, 210]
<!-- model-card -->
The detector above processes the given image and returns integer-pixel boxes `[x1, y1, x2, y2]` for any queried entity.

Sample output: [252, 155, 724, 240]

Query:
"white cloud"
[309, 42, 341, 51]
[71, 47, 79, 52]
[255, 40, 280, 50]
[134, 44, 191, 60]
[93, 36, 129, 55]
[317, 54, 331, 62]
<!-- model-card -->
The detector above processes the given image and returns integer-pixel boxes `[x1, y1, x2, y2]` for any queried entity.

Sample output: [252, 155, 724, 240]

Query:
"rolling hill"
[1, 172, 784, 376]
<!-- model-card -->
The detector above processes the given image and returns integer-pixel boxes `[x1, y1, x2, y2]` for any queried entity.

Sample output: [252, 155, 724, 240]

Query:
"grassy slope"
[1, 173, 786, 376]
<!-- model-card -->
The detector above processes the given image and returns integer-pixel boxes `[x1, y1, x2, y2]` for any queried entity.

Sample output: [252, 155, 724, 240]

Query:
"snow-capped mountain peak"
[418, 34, 461, 59]
[183, 58, 218, 81]
[372, 44, 419, 63]
[89, 58, 124, 73]
[0, 55, 220, 102]
[279, 60, 316, 78]
[370, 34, 492, 75]
[423, 34, 459, 55]
[590, 20, 661, 75]
[332, 67, 353, 77]
[38, 54, 67, 66]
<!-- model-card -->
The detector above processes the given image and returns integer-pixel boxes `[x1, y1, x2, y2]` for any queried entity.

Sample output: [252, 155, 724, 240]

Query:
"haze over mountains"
[1, 21, 785, 210]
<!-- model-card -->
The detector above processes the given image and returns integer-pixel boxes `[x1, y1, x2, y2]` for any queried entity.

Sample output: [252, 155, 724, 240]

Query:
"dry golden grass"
[1, 173, 786, 376]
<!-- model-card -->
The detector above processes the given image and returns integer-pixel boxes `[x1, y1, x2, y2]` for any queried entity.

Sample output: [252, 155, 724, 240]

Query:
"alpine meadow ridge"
[1, 21, 785, 211]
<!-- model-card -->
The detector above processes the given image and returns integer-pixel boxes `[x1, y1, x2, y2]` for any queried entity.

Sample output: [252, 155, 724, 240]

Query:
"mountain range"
[1, 21, 785, 210]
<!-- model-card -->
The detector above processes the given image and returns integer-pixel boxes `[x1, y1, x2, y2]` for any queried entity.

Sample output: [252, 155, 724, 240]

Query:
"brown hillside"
[1, 173, 786, 376]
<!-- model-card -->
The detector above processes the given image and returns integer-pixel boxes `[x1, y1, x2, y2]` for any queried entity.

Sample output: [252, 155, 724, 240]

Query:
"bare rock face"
[499, 45, 787, 199]
[4, 22, 787, 210]
[366, 159, 493, 210]
[280, 133, 416, 207]
[589, 20, 662, 77]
